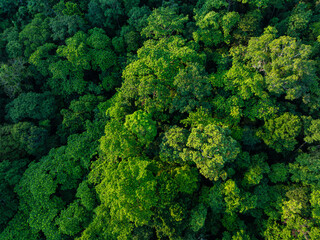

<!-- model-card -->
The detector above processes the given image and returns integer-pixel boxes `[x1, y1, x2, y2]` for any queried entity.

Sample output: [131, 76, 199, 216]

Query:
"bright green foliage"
[193, 4, 240, 47]
[222, 230, 252, 240]
[242, 154, 270, 187]
[263, 186, 313, 240]
[100, 120, 141, 161]
[193, 11, 223, 47]
[289, 149, 320, 187]
[304, 119, 320, 144]
[245, 28, 320, 111]
[257, 113, 301, 153]
[223, 180, 241, 214]
[121, 36, 205, 114]
[124, 110, 157, 145]
[141, 6, 188, 39]
[160, 126, 189, 163]
[7, 117, 104, 239]
[95, 157, 158, 227]
[76, 204, 120, 239]
[5, 92, 56, 123]
[180, 107, 215, 128]
[57, 31, 91, 70]
[13, 132, 100, 238]
[62, 2, 83, 16]
[221, 12, 240, 44]
[211, 64, 278, 124]
[29, 43, 58, 76]
[181, 124, 240, 181]
[171, 64, 212, 113]
[215, 65, 264, 101]
[310, 188, 320, 221]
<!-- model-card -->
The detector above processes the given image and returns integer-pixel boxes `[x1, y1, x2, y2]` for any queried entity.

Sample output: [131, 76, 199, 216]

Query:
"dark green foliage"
[48, 28, 117, 95]
[0, 158, 28, 231]
[0, 58, 31, 98]
[59, 94, 104, 138]
[5, 92, 56, 123]
[49, 15, 87, 41]
[19, 14, 51, 57]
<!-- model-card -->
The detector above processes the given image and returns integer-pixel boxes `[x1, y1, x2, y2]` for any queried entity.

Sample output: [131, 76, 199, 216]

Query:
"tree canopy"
[2, 0, 320, 239]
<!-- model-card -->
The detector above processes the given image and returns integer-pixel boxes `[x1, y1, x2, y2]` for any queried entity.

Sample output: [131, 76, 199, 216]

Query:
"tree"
[257, 112, 301, 153]
[50, 15, 87, 41]
[59, 94, 104, 138]
[189, 203, 207, 232]
[141, 6, 188, 39]
[181, 124, 240, 181]
[0, 158, 28, 232]
[5, 91, 56, 123]
[19, 14, 51, 57]
[268, 163, 288, 183]
[287, 2, 312, 38]
[29, 43, 58, 77]
[1, 27, 23, 59]
[127, 6, 151, 32]
[193, 0, 240, 47]
[56, 201, 90, 236]
[124, 110, 157, 146]
[11, 122, 52, 156]
[160, 126, 189, 164]
[289, 148, 320, 187]
[120, 35, 205, 115]
[171, 64, 212, 113]
[100, 119, 141, 161]
[49, 28, 117, 95]
[94, 157, 158, 227]
[0, 58, 31, 98]
[245, 27, 320, 112]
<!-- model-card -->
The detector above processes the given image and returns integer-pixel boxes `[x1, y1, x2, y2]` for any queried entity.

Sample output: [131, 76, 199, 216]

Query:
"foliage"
[5, 91, 56, 123]
[181, 124, 240, 181]
[2, 1, 320, 239]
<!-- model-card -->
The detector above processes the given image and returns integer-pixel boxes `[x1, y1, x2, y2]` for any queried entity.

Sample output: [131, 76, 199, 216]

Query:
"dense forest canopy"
[1, 0, 320, 239]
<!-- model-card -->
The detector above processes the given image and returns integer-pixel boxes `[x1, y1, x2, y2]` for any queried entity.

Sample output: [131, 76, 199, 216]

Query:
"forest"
[1, 0, 320, 239]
